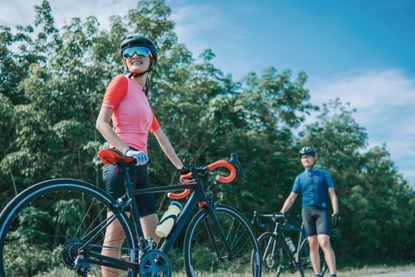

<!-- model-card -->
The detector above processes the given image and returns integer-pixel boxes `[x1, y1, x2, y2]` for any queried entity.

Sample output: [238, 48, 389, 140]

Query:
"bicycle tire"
[0, 178, 137, 277]
[254, 232, 281, 274]
[183, 204, 261, 276]
[298, 238, 328, 276]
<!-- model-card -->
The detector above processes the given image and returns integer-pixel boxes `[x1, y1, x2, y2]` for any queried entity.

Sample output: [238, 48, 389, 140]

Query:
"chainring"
[139, 250, 171, 277]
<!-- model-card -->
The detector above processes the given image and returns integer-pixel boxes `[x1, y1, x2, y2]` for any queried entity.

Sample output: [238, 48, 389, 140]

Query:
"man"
[279, 146, 339, 277]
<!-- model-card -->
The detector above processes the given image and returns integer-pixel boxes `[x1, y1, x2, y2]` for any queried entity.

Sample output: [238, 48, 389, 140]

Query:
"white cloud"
[0, 0, 137, 30]
[169, 5, 221, 41]
[168, 4, 225, 56]
[308, 69, 415, 187]
[168, 3, 247, 58]
[0, 0, 36, 26]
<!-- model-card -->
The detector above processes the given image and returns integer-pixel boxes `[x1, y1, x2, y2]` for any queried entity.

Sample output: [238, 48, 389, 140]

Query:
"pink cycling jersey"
[102, 74, 160, 154]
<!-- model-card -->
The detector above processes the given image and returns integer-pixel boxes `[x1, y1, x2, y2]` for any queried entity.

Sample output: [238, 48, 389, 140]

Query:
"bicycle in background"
[0, 150, 261, 277]
[251, 211, 327, 277]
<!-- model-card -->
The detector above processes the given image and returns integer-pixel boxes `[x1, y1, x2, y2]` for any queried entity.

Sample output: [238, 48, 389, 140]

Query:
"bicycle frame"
[253, 213, 309, 273]
[272, 222, 302, 266]
[279, 222, 308, 258]
[88, 163, 233, 271]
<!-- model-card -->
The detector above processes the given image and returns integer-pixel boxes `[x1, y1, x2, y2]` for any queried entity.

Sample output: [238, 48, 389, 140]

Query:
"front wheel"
[0, 179, 136, 277]
[255, 232, 285, 274]
[184, 204, 261, 276]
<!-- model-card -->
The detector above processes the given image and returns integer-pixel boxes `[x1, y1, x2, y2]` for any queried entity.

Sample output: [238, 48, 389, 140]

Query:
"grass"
[38, 263, 415, 276]
[260, 263, 415, 277]
[173, 263, 415, 277]
[334, 263, 415, 277]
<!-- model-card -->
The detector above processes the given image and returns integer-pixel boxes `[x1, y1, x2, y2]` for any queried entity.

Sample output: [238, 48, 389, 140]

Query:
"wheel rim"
[0, 182, 134, 277]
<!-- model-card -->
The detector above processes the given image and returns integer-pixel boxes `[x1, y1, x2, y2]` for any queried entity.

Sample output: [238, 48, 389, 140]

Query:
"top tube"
[252, 211, 303, 232]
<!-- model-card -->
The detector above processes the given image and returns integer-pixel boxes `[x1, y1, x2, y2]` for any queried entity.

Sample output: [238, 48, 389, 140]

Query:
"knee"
[318, 237, 331, 249]
[308, 237, 319, 250]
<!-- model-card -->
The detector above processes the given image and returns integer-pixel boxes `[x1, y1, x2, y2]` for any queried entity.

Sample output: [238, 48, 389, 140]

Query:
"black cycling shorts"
[102, 163, 156, 218]
[301, 207, 330, 237]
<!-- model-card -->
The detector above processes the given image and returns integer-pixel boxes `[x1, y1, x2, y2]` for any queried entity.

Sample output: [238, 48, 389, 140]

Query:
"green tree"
[0, 0, 413, 270]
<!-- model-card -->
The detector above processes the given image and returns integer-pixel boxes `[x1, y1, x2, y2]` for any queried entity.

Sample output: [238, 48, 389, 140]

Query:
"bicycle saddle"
[98, 148, 135, 166]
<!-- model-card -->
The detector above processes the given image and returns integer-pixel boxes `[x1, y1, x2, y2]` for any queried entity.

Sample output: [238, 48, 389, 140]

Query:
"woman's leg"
[101, 213, 160, 277]
[140, 213, 160, 244]
[101, 212, 126, 277]
[101, 163, 159, 276]
[134, 165, 159, 243]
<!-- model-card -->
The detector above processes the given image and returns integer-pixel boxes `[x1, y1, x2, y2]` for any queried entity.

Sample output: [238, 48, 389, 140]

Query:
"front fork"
[202, 203, 234, 261]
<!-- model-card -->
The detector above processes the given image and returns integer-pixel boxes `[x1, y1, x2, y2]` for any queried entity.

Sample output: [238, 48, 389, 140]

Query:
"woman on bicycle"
[96, 34, 185, 276]
[279, 146, 339, 277]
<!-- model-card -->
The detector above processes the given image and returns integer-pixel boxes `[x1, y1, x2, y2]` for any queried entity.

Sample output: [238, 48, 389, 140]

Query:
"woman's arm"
[96, 107, 129, 154]
[152, 128, 183, 170]
[328, 187, 338, 214]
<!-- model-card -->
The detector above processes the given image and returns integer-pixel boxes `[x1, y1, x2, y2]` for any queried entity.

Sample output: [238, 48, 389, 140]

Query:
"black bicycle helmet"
[299, 146, 316, 157]
[120, 34, 158, 66]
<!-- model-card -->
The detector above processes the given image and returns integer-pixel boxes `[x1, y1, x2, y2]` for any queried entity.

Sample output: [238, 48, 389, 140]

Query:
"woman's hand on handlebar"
[178, 166, 191, 175]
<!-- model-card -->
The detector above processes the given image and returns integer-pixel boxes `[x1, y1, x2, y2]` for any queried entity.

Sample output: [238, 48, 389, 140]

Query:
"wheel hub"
[266, 254, 275, 267]
[60, 239, 90, 275]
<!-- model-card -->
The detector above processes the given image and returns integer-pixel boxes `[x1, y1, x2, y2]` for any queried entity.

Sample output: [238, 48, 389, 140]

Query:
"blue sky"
[1, 0, 414, 187]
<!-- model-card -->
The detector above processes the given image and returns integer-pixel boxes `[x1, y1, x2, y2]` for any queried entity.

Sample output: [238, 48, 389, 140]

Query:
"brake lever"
[229, 153, 246, 177]
[251, 211, 257, 225]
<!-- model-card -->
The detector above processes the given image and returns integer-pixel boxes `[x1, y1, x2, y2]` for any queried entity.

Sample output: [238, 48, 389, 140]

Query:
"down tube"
[159, 189, 202, 253]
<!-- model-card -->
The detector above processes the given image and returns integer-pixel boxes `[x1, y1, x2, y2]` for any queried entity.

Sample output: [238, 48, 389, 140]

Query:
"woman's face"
[124, 54, 151, 74]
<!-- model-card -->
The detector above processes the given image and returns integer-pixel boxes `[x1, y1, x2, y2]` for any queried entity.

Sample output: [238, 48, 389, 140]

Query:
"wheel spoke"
[184, 205, 260, 276]
[0, 181, 134, 277]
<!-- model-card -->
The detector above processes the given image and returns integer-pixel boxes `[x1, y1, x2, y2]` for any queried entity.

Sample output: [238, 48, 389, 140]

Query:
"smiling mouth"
[132, 60, 143, 65]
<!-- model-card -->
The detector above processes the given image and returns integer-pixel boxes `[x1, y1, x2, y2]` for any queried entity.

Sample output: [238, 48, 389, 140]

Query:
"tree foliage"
[0, 0, 413, 268]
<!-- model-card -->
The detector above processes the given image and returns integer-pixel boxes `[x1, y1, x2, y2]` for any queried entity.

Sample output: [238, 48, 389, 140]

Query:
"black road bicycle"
[251, 212, 327, 277]
[0, 150, 261, 277]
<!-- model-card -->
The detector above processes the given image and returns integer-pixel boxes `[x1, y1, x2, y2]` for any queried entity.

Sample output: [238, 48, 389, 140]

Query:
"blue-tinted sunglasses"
[122, 46, 152, 58]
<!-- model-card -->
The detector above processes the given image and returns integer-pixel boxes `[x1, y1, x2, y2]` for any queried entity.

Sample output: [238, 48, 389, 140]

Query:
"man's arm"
[280, 192, 298, 213]
[328, 187, 338, 214]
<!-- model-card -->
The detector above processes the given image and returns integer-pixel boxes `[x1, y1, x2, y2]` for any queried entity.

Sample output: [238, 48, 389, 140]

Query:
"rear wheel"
[0, 179, 136, 277]
[184, 204, 261, 276]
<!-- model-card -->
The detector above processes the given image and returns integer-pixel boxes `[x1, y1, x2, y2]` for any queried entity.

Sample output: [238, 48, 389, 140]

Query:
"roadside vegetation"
[0, 0, 414, 276]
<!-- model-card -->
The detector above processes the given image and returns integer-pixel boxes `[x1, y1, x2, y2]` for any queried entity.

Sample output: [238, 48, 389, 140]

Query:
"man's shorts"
[301, 207, 330, 237]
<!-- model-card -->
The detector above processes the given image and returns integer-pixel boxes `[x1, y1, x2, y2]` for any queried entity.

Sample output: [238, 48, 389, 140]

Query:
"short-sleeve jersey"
[291, 167, 334, 209]
[102, 75, 160, 154]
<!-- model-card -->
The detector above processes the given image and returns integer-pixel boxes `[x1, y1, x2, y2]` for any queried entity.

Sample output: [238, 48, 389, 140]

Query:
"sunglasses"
[122, 46, 152, 58]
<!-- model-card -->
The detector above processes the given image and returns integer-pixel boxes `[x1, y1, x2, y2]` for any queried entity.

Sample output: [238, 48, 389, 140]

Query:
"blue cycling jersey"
[292, 167, 334, 209]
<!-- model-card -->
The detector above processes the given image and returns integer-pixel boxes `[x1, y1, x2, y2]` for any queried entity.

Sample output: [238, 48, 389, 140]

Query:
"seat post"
[119, 164, 147, 245]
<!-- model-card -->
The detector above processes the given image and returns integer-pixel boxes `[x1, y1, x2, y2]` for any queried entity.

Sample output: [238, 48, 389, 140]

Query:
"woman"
[96, 34, 185, 277]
